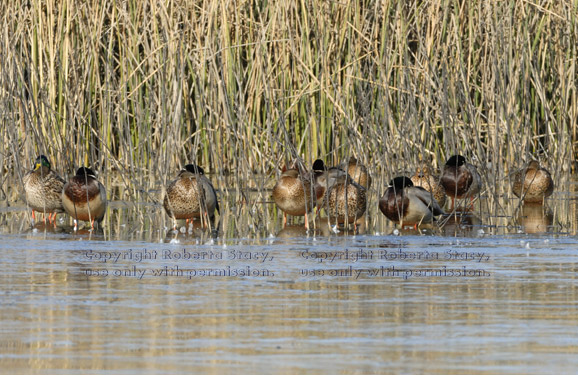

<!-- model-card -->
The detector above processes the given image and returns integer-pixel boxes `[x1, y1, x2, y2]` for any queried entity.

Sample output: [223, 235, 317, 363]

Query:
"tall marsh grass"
[0, 0, 576, 220]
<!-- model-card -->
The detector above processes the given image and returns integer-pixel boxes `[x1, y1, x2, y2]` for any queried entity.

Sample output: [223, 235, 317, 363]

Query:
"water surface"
[1, 180, 577, 374]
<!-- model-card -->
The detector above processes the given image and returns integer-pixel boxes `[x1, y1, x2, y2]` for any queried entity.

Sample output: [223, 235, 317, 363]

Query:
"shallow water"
[1, 179, 578, 374]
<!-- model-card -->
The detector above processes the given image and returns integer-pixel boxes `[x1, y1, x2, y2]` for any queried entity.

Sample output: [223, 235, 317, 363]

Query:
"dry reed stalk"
[0, 0, 574, 234]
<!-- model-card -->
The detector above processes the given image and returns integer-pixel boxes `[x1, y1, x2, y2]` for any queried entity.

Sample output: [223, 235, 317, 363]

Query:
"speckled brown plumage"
[163, 164, 219, 224]
[23, 155, 65, 223]
[326, 177, 367, 225]
[512, 160, 554, 204]
[379, 176, 445, 227]
[411, 164, 446, 208]
[272, 167, 316, 228]
[62, 167, 107, 226]
[312, 160, 347, 211]
[343, 157, 371, 189]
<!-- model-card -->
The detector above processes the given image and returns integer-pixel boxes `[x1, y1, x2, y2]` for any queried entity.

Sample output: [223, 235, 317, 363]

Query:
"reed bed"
[0, 0, 576, 232]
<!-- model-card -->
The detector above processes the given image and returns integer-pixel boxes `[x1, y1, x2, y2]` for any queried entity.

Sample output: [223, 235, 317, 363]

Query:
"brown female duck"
[163, 164, 219, 228]
[342, 157, 372, 189]
[311, 159, 346, 212]
[410, 163, 446, 208]
[512, 160, 554, 204]
[326, 173, 367, 230]
[272, 162, 318, 229]
[23, 155, 65, 224]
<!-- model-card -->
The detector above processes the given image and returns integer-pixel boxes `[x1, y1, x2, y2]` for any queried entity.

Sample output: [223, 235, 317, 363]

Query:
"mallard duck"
[440, 155, 481, 210]
[379, 176, 445, 228]
[163, 164, 219, 228]
[311, 159, 346, 211]
[512, 160, 554, 204]
[326, 173, 367, 230]
[272, 162, 318, 229]
[410, 163, 446, 208]
[23, 155, 65, 224]
[62, 167, 107, 229]
[342, 157, 372, 189]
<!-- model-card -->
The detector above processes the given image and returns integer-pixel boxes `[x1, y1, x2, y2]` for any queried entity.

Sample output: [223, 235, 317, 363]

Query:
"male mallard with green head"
[512, 160, 554, 204]
[163, 164, 219, 229]
[23, 155, 65, 224]
[379, 176, 445, 228]
[62, 167, 107, 229]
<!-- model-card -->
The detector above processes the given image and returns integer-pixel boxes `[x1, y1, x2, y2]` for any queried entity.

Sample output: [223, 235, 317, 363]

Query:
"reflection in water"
[1, 172, 577, 239]
[276, 218, 367, 238]
[516, 203, 554, 234]
[0, 176, 578, 373]
[439, 211, 482, 237]
[1, 236, 578, 374]
[276, 224, 310, 238]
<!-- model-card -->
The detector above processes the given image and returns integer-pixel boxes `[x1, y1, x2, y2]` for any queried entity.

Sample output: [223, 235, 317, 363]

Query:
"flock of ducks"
[22, 153, 554, 232]
[272, 154, 554, 230]
[23, 156, 106, 229]
[22, 156, 219, 230]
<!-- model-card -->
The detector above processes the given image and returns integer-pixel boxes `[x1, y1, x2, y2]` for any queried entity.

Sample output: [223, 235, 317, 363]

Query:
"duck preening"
[163, 164, 219, 229]
[379, 176, 445, 228]
[62, 167, 107, 229]
[512, 160, 554, 204]
[440, 155, 481, 210]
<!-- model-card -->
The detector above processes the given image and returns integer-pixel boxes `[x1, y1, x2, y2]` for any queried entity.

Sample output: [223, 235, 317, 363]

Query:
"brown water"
[1, 180, 578, 374]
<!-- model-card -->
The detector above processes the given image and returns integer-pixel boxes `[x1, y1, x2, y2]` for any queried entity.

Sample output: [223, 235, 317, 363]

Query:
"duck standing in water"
[512, 160, 554, 204]
[62, 167, 107, 229]
[311, 159, 346, 213]
[326, 171, 367, 231]
[163, 164, 219, 229]
[379, 176, 445, 228]
[272, 161, 318, 229]
[440, 155, 481, 210]
[23, 155, 66, 224]
[411, 163, 446, 208]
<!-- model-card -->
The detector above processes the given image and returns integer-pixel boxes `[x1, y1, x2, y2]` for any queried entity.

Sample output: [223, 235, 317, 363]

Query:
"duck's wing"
[466, 164, 482, 195]
[408, 186, 445, 216]
[201, 177, 220, 214]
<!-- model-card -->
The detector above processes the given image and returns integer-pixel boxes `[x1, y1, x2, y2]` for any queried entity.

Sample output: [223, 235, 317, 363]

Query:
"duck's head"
[75, 167, 97, 179]
[184, 164, 205, 175]
[415, 164, 432, 178]
[34, 155, 51, 170]
[446, 155, 466, 167]
[527, 160, 541, 170]
[312, 159, 326, 172]
[389, 176, 413, 190]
